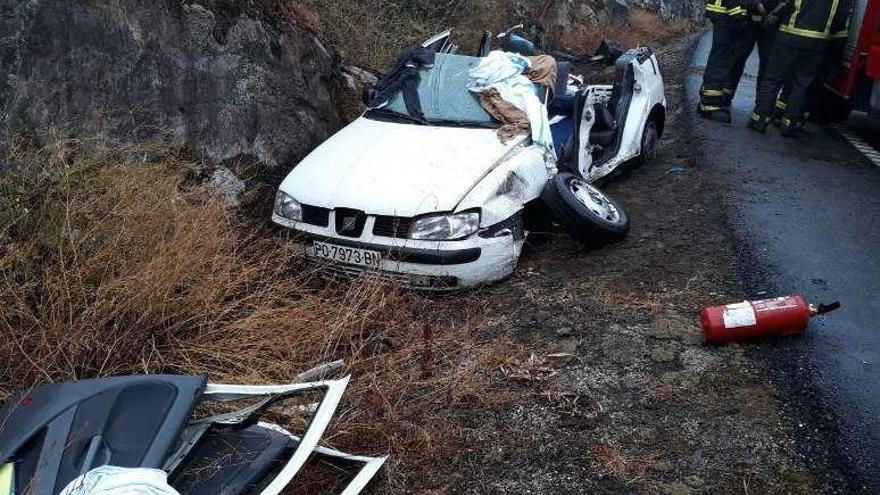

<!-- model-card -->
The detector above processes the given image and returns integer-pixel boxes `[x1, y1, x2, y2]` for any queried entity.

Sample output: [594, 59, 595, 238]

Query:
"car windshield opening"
[366, 53, 501, 129]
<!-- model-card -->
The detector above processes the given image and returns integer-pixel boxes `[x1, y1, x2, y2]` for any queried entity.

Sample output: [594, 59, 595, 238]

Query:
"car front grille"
[301, 204, 330, 227]
[373, 215, 413, 238]
[297, 206, 415, 240]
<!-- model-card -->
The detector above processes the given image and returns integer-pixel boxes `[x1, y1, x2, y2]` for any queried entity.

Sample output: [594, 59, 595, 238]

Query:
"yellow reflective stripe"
[780, 25, 832, 38]
[707, 0, 725, 11]
[783, 0, 841, 40]
[751, 112, 770, 122]
[825, 0, 841, 34]
[700, 104, 725, 111]
[781, 116, 793, 125]
[0, 463, 12, 495]
[706, 4, 746, 15]
[701, 89, 726, 96]
[788, 0, 802, 30]
[775, 100, 788, 110]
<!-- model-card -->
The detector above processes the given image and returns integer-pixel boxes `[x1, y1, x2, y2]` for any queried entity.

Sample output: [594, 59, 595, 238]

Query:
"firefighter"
[748, 0, 854, 136]
[727, 0, 791, 108]
[699, 0, 762, 123]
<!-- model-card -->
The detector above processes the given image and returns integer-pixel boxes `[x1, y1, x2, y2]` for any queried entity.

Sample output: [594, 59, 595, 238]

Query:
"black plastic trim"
[301, 204, 330, 227]
[479, 213, 525, 240]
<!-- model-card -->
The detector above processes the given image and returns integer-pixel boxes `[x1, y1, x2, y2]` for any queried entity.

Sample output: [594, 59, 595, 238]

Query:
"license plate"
[308, 241, 382, 268]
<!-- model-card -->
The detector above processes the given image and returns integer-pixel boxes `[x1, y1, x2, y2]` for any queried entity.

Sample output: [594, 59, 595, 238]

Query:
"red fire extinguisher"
[700, 296, 840, 344]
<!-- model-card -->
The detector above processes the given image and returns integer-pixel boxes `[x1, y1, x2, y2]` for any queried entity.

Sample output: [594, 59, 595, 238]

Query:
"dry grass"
[286, 0, 533, 70]
[590, 442, 664, 486]
[549, 8, 693, 55]
[284, 0, 694, 72]
[0, 140, 523, 491]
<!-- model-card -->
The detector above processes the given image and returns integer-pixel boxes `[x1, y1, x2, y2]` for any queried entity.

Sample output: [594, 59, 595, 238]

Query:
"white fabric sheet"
[59, 466, 179, 495]
[466, 50, 554, 152]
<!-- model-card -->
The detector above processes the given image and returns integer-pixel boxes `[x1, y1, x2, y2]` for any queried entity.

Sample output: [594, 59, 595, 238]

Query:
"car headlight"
[273, 191, 302, 221]
[409, 211, 480, 240]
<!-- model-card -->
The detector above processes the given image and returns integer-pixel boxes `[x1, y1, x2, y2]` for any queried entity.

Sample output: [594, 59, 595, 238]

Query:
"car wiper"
[426, 119, 499, 129]
[367, 108, 430, 125]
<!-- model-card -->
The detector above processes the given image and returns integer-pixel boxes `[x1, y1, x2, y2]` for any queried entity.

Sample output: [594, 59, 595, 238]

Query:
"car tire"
[541, 173, 630, 247]
[635, 118, 659, 165]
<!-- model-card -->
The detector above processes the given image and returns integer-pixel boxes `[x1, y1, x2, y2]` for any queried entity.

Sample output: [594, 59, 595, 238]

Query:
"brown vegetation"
[0, 140, 523, 490]
[550, 8, 692, 54]
[284, 0, 694, 71]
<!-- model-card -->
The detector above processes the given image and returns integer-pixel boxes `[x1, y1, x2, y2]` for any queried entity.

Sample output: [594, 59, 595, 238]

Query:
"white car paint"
[279, 118, 529, 218]
[274, 47, 666, 289]
[580, 56, 666, 182]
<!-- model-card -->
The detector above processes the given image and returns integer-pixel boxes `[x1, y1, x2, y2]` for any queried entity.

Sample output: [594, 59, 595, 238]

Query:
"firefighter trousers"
[753, 40, 825, 126]
[700, 21, 740, 112]
[729, 23, 777, 106]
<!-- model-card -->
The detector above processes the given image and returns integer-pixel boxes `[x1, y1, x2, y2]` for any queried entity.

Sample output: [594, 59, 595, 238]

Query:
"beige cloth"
[477, 55, 558, 144]
[525, 55, 557, 90]
[479, 89, 530, 144]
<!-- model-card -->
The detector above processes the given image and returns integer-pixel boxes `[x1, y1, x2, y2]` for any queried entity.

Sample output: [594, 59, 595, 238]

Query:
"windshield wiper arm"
[426, 119, 498, 129]
[368, 108, 431, 125]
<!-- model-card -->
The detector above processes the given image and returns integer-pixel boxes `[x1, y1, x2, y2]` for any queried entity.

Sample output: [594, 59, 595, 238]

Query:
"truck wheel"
[541, 173, 630, 247]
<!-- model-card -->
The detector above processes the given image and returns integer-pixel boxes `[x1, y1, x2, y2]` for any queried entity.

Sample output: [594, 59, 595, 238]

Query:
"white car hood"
[278, 117, 519, 217]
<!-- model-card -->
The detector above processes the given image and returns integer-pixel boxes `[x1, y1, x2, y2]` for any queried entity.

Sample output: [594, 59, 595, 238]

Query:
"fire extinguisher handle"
[814, 301, 841, 315]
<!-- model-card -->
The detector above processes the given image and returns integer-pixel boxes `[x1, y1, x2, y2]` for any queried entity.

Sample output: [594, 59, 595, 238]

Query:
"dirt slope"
[413, 38, 816, 494]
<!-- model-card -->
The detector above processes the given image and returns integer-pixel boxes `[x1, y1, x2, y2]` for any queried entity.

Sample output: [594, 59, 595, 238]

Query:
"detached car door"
[0, 375, 206, 495]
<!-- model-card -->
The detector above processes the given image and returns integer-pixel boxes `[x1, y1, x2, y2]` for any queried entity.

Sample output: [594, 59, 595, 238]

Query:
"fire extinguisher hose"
[811, 301, 841, 316]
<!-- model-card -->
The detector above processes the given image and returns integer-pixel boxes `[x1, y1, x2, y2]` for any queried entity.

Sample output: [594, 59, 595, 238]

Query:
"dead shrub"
[0, 139, 520, 491]
[590, 442, 662, 485]
[550, 8, 693, 55]
[282, 1, 694, 71]
[284, 0, 542, 70]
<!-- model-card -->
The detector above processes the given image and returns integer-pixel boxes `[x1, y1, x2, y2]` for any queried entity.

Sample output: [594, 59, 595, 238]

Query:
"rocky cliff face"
[0, 0, 342, 168]
[632, 0, 705, 21]
[544, 0, 704, 31]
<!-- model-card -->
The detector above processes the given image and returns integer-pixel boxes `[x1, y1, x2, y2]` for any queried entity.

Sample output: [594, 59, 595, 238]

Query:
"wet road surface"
[689, 33, 880, 493]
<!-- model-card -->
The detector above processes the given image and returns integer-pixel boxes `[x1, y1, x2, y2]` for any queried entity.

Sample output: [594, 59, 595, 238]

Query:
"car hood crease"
[279, 118, 520, 217]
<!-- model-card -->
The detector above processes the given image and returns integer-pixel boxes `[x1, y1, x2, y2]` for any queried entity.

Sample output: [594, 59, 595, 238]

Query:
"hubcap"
[568, 178, 620, 223]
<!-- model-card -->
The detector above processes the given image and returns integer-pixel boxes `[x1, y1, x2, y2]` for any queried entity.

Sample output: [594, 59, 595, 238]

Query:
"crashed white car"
[273, 32, 666, 289]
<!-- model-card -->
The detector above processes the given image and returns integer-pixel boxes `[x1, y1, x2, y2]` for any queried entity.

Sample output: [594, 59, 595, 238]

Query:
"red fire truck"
[821, 0, 880, 119]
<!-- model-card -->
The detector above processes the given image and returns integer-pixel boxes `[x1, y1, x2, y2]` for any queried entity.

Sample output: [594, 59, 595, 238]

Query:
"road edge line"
[830, 123, 880, 169]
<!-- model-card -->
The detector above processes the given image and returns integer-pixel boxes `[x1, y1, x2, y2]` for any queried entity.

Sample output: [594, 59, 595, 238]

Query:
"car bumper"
[273, 214, 523, 289]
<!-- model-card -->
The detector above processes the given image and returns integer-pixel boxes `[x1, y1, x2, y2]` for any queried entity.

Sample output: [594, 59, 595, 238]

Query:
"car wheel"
[635, 118, 659, 165]
[541, 173, 630, 247]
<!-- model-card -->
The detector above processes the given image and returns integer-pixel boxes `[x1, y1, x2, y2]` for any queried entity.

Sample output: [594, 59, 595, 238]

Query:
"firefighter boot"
[779, 117, 802, 138]
[722, 88, 735, 109]
[698, 105, 733, 124]
[772, 99, 787, 127]
[748, 112, 769, 133]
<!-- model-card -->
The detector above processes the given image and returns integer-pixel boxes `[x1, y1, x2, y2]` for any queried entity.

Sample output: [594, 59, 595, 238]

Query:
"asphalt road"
[689, 33, 880, 493]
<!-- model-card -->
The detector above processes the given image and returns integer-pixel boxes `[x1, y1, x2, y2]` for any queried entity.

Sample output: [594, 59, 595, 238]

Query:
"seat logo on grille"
[341, 216, 358, 232]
